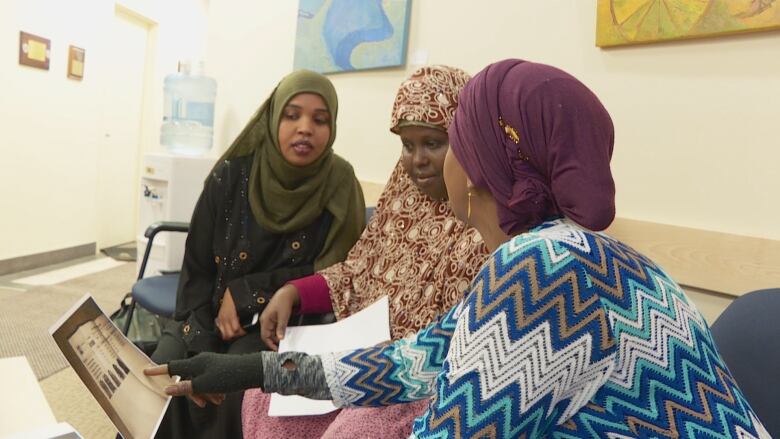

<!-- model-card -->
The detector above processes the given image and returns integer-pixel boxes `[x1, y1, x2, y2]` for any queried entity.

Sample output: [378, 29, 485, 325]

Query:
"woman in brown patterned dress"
[240, 65, 490, 438]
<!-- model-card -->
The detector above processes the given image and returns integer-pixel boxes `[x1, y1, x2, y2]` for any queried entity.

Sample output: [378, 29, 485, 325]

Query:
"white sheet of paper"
[0, 357, 58, 437]
[268, 296, 391, 417]
[4, 422, 84, 439]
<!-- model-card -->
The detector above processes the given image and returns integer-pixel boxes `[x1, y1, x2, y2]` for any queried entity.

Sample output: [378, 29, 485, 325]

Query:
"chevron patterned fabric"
[321, 219, 770, 438]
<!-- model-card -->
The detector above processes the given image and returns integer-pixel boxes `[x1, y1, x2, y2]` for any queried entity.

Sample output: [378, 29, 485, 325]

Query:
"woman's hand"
[216, 288, 246, 341]
[144, 363, 225, 408]
[145, 352, 264, 400]
[260, 284, 300, 351]
[184, 391, 225, 408]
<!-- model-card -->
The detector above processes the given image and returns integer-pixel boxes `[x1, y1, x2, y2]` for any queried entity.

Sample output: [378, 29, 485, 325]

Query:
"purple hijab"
[448, 59, 615, 234]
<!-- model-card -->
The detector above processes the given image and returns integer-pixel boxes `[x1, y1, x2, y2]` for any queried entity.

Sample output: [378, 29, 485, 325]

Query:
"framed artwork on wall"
[19, 31, 50, 70]
[597, 0, 780, 47]
[293, 0, 412, 74]
[68, 46, 85, 80]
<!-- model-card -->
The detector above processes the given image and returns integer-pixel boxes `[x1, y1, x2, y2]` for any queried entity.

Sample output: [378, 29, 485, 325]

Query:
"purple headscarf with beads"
[448, 59, 616, 234]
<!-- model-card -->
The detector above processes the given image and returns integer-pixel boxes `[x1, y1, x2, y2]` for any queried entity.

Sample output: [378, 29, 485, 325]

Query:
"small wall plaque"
[19, 31, 50, 70]
[68, 45, 85, 80]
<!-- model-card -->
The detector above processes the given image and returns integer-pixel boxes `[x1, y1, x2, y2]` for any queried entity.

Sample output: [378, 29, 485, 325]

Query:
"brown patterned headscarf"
[390, 65, 471, 134]
[317, 65, 486, 339]
[319, 66, 488, 339]
[320, 161, 488, 339]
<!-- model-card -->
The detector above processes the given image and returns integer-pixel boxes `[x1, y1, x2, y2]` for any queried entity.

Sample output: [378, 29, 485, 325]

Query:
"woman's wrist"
[281, 283, 301, 307]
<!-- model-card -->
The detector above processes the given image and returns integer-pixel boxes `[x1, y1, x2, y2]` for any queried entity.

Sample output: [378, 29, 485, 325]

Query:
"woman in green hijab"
[151, 70, 365, 439]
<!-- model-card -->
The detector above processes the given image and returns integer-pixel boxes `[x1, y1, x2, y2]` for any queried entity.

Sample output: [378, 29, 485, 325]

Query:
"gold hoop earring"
[467, 191, 472, 223]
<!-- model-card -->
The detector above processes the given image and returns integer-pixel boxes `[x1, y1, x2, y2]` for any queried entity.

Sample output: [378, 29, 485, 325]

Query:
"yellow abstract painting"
[597, 0, 780, 47]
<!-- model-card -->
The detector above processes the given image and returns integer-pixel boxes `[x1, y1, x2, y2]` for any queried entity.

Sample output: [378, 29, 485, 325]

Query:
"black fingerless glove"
[168, 352, 264, 394]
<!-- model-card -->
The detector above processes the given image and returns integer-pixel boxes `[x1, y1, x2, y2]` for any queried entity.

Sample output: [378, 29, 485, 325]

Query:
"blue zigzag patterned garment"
[321, 219, 770, 438]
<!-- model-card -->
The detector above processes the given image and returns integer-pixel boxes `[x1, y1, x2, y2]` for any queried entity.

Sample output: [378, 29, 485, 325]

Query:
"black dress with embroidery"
[151, 154, 332, 439]
[161, 153, 332, 356]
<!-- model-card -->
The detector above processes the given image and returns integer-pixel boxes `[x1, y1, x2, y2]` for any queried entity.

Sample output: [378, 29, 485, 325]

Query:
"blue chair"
[710, 288, 780, 437]
[121, 221, 189, 335]
[124, 207, 377, 335]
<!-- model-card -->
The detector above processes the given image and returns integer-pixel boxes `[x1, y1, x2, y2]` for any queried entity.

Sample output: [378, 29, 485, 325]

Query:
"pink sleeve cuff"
[288, 274, 333, 315]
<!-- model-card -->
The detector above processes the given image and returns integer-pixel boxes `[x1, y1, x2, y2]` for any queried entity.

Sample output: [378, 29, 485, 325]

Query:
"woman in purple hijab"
[448, 59, 616, 235]
[149, 60, 769, 438]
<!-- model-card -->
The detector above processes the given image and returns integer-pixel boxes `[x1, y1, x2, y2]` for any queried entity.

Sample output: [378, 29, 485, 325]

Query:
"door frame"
[96, 5, 157, 250]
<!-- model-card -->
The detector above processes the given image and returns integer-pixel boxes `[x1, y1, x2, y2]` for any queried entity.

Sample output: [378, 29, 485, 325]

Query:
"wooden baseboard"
[683, 286, 735, 324]
[606, 218, 780, 297]
[359, 179, 779, 298]
[0, 243, 96, 276]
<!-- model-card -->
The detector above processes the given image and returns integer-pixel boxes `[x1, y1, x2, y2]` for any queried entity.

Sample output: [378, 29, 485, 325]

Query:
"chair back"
[711, 288, 780, 436]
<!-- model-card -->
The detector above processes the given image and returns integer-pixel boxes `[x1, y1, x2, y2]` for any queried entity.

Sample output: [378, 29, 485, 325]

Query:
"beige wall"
[207, 0, 780, 243]
[2, 0, 778, 290]
[0, 0, 109, 260]
[0, 0, 208, 261]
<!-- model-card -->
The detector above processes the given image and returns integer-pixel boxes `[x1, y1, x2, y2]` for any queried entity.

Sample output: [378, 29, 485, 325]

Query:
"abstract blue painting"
[294, 0, 412, 74]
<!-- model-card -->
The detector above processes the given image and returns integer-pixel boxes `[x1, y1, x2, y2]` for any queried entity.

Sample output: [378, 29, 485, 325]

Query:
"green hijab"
[216, 70, 365, 270]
